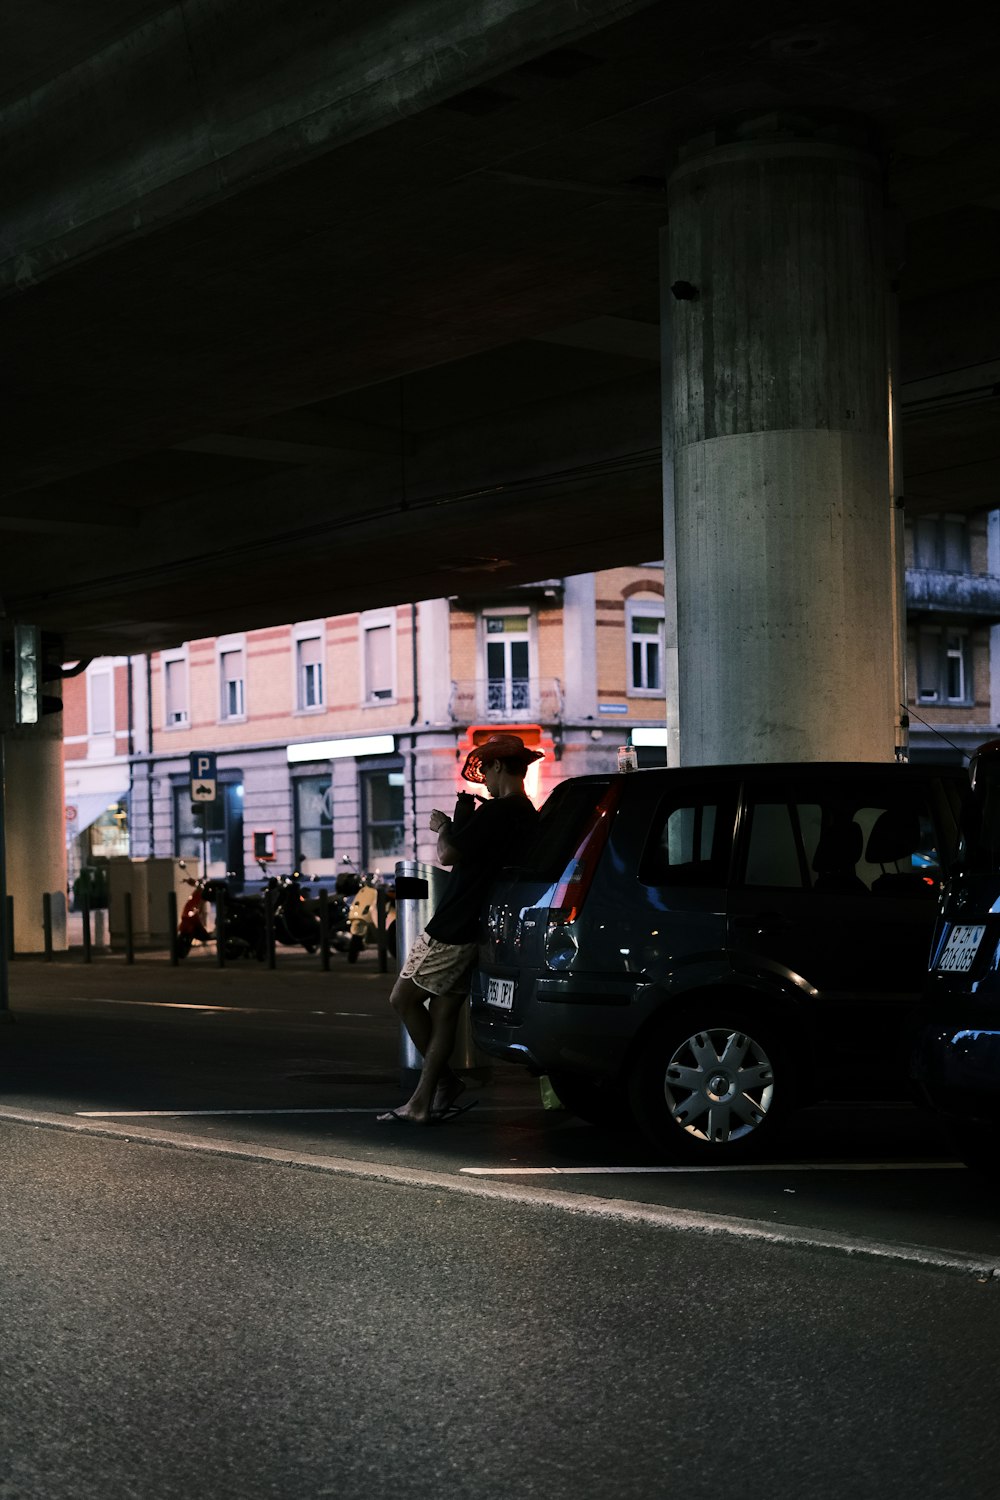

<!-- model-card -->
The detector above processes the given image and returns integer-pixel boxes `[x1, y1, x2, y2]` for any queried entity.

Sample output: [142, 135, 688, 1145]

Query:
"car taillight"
[548, 781, 623, 926]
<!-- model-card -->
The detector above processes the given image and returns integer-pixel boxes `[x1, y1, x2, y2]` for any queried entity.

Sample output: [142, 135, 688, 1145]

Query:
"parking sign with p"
[190, 752, 217, 803]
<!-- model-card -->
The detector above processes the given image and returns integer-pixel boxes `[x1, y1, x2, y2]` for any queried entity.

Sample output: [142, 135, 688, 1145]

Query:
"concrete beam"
[1, 0, 656, 294]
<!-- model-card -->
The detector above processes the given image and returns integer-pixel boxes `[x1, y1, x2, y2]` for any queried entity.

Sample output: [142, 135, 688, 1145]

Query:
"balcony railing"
[905, 568, 1000, 622]
[448, 678, 563, 723]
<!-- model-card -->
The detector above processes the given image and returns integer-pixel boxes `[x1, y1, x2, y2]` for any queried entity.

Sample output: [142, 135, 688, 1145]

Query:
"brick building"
[63, 566, 668, 891]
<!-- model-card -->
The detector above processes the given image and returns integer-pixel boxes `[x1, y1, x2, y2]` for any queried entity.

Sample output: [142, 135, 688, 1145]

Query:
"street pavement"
[3, 948, 1000, 1497]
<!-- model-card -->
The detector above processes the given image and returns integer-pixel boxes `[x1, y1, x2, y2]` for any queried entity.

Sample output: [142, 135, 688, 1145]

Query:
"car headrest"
[865, 807, 920, 866]
[812, 820, 864, 874]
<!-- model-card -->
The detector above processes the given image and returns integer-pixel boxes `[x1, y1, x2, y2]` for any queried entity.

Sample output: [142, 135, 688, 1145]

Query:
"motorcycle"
[341, 869, 396, 964]
[266, 861, 351, 954]
[176, 863, 266, 961]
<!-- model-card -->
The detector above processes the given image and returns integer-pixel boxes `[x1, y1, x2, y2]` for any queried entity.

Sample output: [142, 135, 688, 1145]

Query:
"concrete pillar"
[417, 599, 452, 723]
[5, 715, 67, 952]
[667, 122, 894, 764]
[561, 572, 597, 722]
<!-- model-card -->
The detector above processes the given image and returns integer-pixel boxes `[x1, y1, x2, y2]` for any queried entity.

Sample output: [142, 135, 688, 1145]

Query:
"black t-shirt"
[425, 794, 540, 944]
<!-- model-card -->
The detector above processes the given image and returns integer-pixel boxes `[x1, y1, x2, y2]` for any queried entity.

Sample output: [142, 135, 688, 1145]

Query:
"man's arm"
[429, 808, 461, 866]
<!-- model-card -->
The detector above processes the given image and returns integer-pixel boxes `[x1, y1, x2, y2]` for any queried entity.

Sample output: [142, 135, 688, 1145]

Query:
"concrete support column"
[667, 124, 894, 764]
[5, 715, 67, 952]
[562, 572, 597, 722]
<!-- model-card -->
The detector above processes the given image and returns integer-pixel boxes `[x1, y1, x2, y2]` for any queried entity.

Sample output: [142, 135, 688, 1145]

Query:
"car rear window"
[639, 787, 738, 886]
[511, 778, 615, 879]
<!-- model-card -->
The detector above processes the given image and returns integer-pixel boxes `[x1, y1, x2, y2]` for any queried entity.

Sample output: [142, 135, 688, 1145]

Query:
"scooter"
[344, 873, 396, 964]
[177, 866, 214, 957]
[176, 863, 266, 961]
[267, 862, 351, 954]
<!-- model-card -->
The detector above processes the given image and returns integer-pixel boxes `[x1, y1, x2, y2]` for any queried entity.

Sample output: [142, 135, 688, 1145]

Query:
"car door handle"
[731, 912, 792, 937]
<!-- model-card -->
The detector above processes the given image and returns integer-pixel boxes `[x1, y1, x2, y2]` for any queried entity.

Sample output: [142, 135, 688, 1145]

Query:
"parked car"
[911, 740, 1000, 1174]
[471, 761, 967, 1161]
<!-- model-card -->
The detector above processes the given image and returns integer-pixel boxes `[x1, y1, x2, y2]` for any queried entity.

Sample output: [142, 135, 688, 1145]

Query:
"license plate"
[486, 976, 515, 1010]
[936, 924, 986, 972]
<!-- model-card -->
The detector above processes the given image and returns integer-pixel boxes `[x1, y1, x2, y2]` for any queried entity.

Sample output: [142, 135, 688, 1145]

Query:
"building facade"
[64, 521, 1000, 898]
[64, 566, 668, 890]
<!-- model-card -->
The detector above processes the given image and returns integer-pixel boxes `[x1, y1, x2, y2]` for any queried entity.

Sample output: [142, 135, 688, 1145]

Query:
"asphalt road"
[3, 950, 1000, 1498]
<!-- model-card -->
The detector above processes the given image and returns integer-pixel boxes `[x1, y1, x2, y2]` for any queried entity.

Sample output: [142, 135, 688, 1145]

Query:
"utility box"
[108, 857, 199, 949]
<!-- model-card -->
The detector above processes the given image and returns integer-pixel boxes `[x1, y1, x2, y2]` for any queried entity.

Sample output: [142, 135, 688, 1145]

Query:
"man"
[378, 733, 542, 1124]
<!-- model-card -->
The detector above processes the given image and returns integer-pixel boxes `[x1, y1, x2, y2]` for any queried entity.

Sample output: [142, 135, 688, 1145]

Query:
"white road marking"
[60, 998, 375, 1017]
[75, 1105, 521, 1118]
[461, 1162, 963, 1176]
[0, 1104, 992, 1280]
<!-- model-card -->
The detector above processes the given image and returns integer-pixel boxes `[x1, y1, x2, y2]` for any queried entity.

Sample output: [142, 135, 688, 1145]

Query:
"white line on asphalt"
[62, 998, 375, 1017]
[75, 1106, 523, 1117]
[0, 1105, 990, 1280]
[461, 1162, 963, 1175]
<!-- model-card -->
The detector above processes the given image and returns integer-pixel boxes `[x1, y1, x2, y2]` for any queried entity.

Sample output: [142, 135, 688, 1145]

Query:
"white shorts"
[399, 931, 477, 997]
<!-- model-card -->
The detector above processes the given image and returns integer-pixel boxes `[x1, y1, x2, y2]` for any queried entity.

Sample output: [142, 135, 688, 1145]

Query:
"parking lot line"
[461, 1162, 964, 1175]
[75, 1105, 524, 1117]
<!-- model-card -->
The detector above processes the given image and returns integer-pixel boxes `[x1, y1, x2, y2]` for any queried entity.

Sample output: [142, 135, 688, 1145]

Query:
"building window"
[362, 614, 395, 703]
[361, 768, 406, 867]
[296, 635, 324, 711]
[88, 666, 113, 736]
[913, 514, 968, 572]
[163, 655, 188, 726]
[294, 776, 334, 861]
[917, 627, 971, 705]
[219, 645, 246, 720]
[628, 604, 665, 694]
[484, 613, 530, 714]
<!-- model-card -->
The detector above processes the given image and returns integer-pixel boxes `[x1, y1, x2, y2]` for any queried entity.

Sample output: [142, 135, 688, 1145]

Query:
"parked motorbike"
[341, 870, 396, 964]
[176, 863, 266, 961]
[266, 861, 351, 954]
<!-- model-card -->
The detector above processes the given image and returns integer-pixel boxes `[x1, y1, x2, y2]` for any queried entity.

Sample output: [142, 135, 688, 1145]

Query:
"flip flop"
[427, 1100, 478, 1125]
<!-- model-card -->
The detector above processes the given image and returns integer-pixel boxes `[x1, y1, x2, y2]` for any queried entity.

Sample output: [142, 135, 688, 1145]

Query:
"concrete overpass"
[2, 0, 998, 659]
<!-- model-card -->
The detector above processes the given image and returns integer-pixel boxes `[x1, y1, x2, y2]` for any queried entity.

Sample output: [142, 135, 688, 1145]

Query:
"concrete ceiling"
[2, 0, 999, 657]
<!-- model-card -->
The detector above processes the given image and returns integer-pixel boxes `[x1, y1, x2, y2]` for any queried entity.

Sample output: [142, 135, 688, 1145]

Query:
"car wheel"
[628, 1012, 785, 1161]
[347, 933, 364, 964]
[546, 1071, 634, 1130]
[176, 932, 193, 959]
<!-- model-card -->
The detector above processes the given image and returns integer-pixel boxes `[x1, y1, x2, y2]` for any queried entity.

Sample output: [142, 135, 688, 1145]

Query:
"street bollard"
[216, 889, 226, 967]
[376, 886, 388, 973]
[319, 888, 330, 972]
[6, 896, 14, 961]
[43, 893, 53, 962]
[168, 890, 179, 966]
[265, 896, 276, 970]
[394, 860, 489, 1092]
[124, 891, 135, 964]
[81, 899, 92, 963]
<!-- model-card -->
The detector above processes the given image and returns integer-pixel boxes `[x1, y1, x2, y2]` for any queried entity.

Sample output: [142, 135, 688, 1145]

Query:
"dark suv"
[471, 762, 966, 1160]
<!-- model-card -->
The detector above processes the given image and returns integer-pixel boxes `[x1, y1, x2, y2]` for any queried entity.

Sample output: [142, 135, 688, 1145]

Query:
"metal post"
[5, 896, 12, 962]
[168, 889, 179, 966]
[376, 886, 388, 973]
[319, 888, 330, 971]
[81, 899, 92, 963]
[43, 892, 53, 961]
[216, 888, 227, 967]
[124, 890, 135, 964]
[265, 894, 276, 970]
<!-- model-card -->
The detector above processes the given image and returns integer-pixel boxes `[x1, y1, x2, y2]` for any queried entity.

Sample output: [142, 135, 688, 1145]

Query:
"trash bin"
[394, 858, 486, 1092]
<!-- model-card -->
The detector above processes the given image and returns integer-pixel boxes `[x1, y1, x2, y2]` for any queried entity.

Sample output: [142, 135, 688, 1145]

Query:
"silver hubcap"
[663, 1028, 775, 1144]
